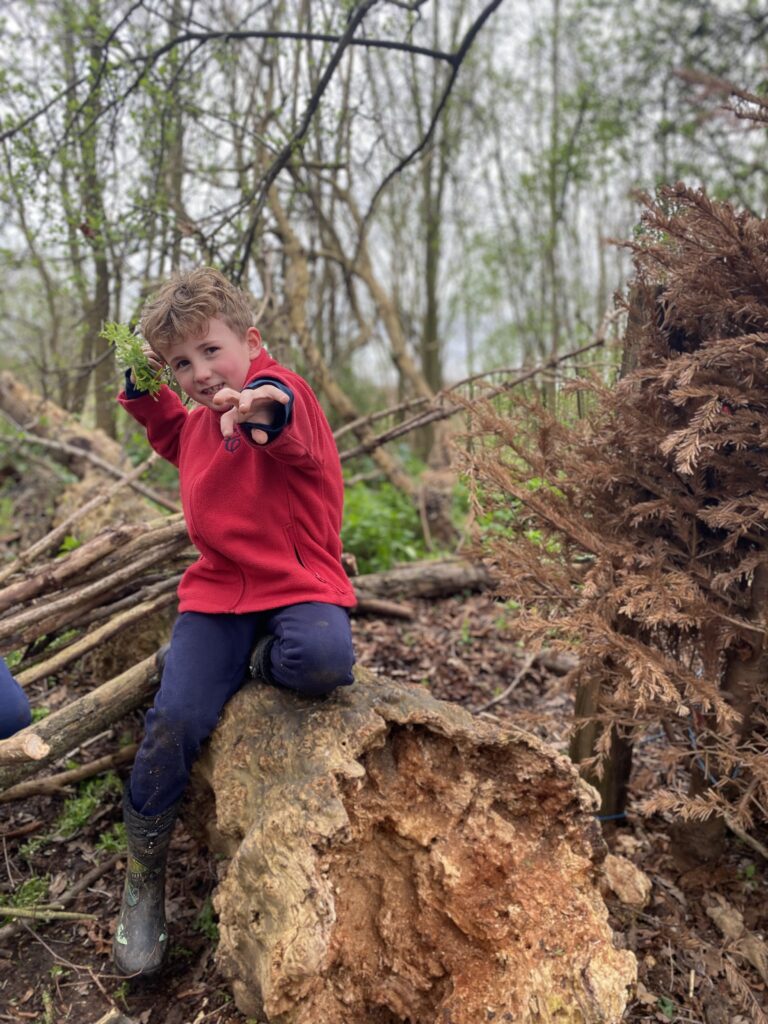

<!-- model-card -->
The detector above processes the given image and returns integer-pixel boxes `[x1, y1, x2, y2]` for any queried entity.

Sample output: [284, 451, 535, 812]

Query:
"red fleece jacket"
[118, 349, 356, 614]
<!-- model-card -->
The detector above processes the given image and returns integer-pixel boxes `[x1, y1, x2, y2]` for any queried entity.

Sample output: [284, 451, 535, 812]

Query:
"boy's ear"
[246, 327, 262, 356]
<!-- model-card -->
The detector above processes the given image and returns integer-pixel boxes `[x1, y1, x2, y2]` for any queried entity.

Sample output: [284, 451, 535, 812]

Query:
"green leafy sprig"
[101, 320, 169, 396]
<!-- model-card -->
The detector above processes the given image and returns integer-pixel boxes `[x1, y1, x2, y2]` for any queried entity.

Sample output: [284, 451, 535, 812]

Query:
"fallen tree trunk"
[0, 371, 125, 468]
[353, 557, 495, 601]
[188, 668, 636, 1024]
[0, 370, 176, 513]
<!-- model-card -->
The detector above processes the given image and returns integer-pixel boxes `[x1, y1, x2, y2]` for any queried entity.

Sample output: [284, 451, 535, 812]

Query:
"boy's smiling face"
[163, 318, 262, 408]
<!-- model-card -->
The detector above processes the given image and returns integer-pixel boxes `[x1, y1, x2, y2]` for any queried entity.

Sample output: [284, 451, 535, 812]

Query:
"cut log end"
[0, 731, 51, 764]
[189, 670, 636, 1024]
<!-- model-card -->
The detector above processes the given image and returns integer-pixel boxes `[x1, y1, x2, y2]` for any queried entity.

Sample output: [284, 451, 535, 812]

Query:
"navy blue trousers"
[130, 603, 355, 815]
[0, 657, 31, 739]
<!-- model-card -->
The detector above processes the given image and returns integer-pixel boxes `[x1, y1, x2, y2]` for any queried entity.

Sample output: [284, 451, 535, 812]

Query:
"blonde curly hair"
[141, 267, 254, 351]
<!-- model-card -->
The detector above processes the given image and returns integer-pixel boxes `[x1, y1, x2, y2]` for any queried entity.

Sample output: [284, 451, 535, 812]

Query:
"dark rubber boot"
[248, 635, 275, 682]
[113, 786, 178, 977]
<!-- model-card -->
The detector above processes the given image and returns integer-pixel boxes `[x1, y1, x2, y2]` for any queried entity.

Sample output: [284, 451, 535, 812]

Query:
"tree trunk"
[188, 669, 636, 1024]
[568, 285, 660, 816]
[354, 557, 495, 601]
[674, 560, 768, 863]
[569, 672, 633, 823]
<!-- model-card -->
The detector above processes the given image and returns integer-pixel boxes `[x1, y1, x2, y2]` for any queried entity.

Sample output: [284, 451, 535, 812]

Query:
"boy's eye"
[205, 346, 219, 355]
[173, 360, 189, 370]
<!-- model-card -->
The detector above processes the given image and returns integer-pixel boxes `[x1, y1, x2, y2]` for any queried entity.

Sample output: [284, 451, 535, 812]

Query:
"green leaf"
[658, 995, 677, 1021]
[101, 320, 168, 396]
[57, 534, 81, 554]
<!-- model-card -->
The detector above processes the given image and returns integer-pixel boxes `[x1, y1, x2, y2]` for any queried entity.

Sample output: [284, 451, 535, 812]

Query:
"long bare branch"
[234, 0, 382, 280]
[0, 17, 453, 148]
[360, 0, 506, 229]
[339, 338, 605, 462]
[3, 425, 179, 513]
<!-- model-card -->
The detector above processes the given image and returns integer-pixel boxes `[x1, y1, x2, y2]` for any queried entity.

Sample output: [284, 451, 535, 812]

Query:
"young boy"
[115, 267, 356, 976]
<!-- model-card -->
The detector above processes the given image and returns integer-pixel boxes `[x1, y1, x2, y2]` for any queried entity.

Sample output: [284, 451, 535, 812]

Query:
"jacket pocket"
[284, 523, 342, 592]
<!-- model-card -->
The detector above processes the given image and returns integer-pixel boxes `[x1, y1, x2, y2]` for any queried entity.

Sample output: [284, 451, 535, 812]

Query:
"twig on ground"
[471, 651, 539, 713]
[0, 819, 44, 840]
[353, 598, 414, 619]
[16, 920, 114, 1001]
[0, 854, 121, 945]
[0, 906, 96, 921]
[0, 745, 138, 803]
[725, 815, 768, 861]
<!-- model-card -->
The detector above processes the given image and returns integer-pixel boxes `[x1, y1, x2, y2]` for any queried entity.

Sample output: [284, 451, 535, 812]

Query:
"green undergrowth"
[341, 467, 566, 575]
[341, 480, 429, 574]
[7, 874, 50, 909]
[20, 772, 122, 861]
[195, 896, 219, 944]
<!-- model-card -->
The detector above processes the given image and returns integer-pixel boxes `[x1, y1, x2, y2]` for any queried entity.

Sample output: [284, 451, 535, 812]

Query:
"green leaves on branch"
[100, 321, 169, 396]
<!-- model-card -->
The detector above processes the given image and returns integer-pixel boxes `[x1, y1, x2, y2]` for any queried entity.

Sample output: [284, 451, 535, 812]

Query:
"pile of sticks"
[0, 508, 192, 790]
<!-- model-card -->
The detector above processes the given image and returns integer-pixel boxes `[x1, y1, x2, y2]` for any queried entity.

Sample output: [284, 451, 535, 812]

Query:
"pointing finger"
[245, 384, 290, 404]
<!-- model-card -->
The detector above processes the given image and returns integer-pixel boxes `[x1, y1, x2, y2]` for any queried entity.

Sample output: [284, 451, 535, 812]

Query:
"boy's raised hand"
[130, 346, 166, 387]
[213, 384, 290, 445]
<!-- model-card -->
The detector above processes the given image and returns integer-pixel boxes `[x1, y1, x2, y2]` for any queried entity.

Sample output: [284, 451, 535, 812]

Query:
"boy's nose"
[193, 363, 212, 383]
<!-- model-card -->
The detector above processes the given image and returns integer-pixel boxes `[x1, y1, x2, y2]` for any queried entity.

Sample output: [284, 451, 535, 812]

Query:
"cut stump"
[189, 669, 636, 1023]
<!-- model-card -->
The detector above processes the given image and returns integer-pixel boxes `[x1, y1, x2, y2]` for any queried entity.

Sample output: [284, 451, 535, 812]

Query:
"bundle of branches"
[0, 512, 189, 679]
[466, 183, 768, 855]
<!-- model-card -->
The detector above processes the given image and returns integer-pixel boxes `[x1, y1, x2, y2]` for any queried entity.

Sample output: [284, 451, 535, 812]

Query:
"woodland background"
[1, 2, 768, 1023]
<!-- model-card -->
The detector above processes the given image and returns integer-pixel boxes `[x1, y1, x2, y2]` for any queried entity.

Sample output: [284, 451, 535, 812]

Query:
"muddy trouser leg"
[0, 657, 31, 739]
[115, 612, 259, 975]
[250, 602, 356, 697]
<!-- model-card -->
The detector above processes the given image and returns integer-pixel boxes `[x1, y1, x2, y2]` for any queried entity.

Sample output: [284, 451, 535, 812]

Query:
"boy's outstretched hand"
[130, 346, 166, 386]
[213, 384, 290, 445]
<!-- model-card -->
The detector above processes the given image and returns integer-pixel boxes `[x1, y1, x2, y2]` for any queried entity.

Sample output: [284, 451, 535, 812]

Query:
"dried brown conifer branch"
[675, 68, 768, 126]
[468, 183, 768, 842]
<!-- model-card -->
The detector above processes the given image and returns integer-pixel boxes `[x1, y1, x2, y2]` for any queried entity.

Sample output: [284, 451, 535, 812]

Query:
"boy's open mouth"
[200, 383, 225, 396]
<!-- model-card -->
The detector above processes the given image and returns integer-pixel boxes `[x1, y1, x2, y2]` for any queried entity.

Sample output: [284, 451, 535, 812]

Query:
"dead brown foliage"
[466, 183, 768, 841]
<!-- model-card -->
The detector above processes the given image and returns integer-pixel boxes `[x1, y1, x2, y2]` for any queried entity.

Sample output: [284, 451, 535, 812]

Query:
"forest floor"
[0, 592, 766, 1024]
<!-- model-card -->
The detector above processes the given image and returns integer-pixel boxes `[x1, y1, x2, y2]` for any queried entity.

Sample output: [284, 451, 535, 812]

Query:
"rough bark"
[354, 557, 495, 601]
[188, 669, 636, 1024]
